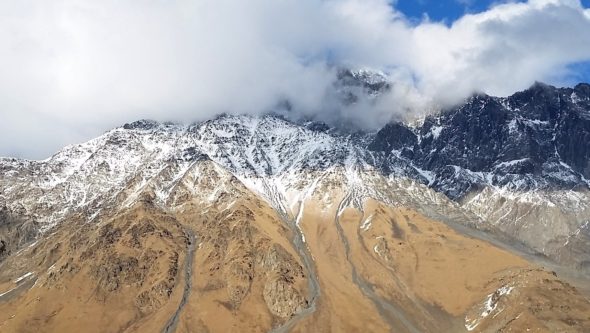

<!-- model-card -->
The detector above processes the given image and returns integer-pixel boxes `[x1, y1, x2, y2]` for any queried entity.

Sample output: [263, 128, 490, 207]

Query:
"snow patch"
[494, 158, 530, 169]
[373, 244, 380, 254]
[414, 167, 435, 185]
[360, 215, 374, 231]
[465, 285, 514, 331]
[571, 92, 581, 103]
[14, 272, 34, 284]
[0, 287, 16, 298]
[430, 126, 443, 139]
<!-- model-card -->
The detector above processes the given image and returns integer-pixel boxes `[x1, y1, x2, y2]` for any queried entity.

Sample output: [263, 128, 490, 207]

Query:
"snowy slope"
[1, 80, 590, 271]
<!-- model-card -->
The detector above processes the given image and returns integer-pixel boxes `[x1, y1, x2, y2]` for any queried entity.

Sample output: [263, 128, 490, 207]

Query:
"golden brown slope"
[0, 202, 188, 332]
[287, 181, 590, 332]
[0, 160, 313, 333]
[1, 161, 589, 332]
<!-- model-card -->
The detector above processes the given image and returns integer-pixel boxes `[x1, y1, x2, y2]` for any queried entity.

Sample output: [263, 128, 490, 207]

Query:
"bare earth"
[1, 163, 590, 332]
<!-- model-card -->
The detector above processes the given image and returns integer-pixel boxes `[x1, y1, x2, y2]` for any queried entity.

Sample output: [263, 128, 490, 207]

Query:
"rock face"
[366, 82, 590, 269]
[1, 75, 590, 332]
[368, 82, 590, 198]
[0, 206, 38, 262]
[261, 244, 307, 318]
[463, 268, 590, 332]
[3, 81, 589, 270]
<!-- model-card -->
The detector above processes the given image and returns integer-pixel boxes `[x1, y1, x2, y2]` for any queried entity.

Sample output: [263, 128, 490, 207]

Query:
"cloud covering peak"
[1, 0, 590, 158]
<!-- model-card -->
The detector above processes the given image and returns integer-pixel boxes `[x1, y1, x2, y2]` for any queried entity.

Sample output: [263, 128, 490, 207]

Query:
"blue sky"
[396, 0, 590, 22]
[565, 61, 590, 85]
[396, 0, 522, 22]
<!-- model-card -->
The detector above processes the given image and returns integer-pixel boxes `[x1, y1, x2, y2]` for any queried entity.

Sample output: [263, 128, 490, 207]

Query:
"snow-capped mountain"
[369, 82, 590, 269]
[371, 82, 590, 198]
[0, 79, 590, 265]
[2, 74, 590, 332]
[2, 80, 590, 270]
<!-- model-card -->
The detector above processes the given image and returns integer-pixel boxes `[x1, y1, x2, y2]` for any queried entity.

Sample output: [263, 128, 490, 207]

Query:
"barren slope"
[2, 160, 589, 332]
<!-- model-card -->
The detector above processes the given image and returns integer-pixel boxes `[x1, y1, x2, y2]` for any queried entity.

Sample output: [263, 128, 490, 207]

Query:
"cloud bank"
[1, 0, 590, 158]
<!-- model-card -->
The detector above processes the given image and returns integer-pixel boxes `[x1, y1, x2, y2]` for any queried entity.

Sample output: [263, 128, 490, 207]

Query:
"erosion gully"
[161, 228, 196, 333]
[333, 192, 422, 333]
[269, 205, 321, 333]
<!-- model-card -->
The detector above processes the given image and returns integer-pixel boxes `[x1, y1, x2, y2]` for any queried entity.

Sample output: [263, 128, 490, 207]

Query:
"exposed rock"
[0, 206, 39, 262]
[263, 277, 306, 318]
[0, 77, 589, 332]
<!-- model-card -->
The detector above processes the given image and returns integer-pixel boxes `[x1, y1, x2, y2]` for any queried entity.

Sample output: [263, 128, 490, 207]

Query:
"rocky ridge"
[1, 72, 590, 332]
[3, 80, 590, 270]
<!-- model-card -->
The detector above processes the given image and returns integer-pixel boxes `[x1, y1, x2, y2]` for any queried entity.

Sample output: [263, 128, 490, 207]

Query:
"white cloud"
[0, 0, 589, 158]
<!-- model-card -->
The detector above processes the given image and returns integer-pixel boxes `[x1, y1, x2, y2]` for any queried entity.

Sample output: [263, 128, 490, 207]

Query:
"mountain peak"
[122, 119, 161, 130]
[574, 82, 590, 98]
[2, 86, 590, 332]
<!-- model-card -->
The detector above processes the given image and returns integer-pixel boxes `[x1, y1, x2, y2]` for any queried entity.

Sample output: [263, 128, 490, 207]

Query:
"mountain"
[370, 81, 590, 270]
[1, 76, 590, 332]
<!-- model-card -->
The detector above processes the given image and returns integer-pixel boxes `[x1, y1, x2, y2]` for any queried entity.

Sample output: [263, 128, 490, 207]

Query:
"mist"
[1, 0, 590, 159]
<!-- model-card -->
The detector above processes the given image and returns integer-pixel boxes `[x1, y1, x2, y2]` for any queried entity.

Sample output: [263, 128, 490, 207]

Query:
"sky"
[399, 0, 590, 21]
[1, 0, 590, 159]
[397, 0, 525, 22]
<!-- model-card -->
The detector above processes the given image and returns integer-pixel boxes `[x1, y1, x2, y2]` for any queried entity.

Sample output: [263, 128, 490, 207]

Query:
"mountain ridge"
[2, 77, 590, 332]
[2, 79, 590, 270]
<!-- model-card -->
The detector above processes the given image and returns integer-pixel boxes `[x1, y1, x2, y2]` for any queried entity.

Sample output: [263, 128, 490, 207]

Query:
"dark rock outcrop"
[368, 82, 590, 199]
